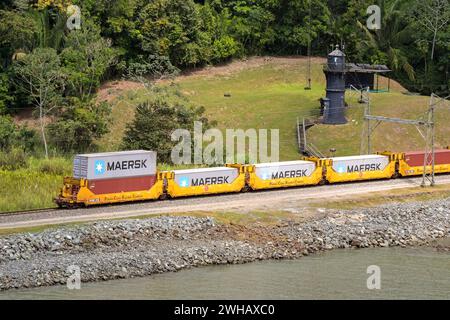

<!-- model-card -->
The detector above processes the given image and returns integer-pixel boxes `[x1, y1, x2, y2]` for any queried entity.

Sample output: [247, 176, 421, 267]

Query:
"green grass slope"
[101, 57, 327, 160]
[101, 56, 446, 160]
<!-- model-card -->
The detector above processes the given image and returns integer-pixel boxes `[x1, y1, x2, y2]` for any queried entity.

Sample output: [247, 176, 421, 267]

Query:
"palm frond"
[356, 20, 378, 48]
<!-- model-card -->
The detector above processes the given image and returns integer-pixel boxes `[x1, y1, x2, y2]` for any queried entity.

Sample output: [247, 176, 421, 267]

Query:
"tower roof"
[329, 45, 345, 57]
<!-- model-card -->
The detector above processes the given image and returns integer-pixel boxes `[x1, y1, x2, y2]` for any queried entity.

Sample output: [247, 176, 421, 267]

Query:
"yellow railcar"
[241, 159, 324, 190]
[55, 173, 165, 208]
[165, 166, 246, 198]
[381, 150, 450, 177]
[398, 162, 450, 176]
[325, 154, 396, 183]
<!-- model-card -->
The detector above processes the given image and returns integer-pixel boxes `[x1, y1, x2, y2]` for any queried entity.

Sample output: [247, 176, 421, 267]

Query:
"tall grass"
[0, 169, 62, 212]
[0, 157, 72, 213]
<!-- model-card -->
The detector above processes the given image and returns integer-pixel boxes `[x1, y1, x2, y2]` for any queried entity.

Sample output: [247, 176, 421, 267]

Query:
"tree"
[0, 72, 13, 114]
[0, 115, 16, 151]
[411, 0, 450, 61]
[61, 20, 118, 99]
[138, 0, 214, 67]
[122, 98, 213, 163]
[47, 99, 110, 153]
[0, 115, 37, 152]
[357, 0, 416, 81]
[0, 10, 38, 66]
[270, 0, 330, 54]
[12, 48, 65, 158]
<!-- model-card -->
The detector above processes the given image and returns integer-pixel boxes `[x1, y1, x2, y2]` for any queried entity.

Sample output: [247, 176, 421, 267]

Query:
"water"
[1, 247, 449, 299]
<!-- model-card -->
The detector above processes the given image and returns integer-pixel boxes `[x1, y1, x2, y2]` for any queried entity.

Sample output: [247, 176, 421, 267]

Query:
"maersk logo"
[179, 177, 190, 187]
[337, 165, 346, 173]
[348, 163, 381, 173]
[271, 170, 308, 179]
[94, 160, 106, 175]
[335, 163, 382, 174]
[192, 176, 229, 186]
[94, 158, 148, 175]
[178, 176, 230, 187]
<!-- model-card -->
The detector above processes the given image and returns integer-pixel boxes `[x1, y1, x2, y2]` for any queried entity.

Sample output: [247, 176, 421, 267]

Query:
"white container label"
[255, 162, 316, 180]
[174, 169, 238, 188]
[332, 157, 389, 174]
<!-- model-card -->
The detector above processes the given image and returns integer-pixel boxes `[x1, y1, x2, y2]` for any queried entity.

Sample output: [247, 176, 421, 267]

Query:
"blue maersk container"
[323, 46, 347, 124]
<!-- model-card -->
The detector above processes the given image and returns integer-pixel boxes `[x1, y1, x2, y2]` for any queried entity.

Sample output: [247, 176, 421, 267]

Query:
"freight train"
[54, 149, 450, 208]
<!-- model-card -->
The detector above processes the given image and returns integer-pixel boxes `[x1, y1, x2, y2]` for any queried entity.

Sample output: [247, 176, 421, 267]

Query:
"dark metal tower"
[323, 45, 347, 124]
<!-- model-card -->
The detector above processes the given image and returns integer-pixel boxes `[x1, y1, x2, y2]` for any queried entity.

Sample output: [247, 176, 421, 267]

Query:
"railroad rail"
[1, 208, 59, 217]
[2, 174, 450, 231]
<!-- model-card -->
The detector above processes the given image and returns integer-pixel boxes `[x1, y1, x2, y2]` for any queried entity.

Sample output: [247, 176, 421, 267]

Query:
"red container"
[87, 175, 157, 195]
[404, 150, 450, 167]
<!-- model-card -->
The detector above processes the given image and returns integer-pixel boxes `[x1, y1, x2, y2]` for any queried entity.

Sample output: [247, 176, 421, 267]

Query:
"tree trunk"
[431, 29, 437, 61]
[39, 105, 48, 159]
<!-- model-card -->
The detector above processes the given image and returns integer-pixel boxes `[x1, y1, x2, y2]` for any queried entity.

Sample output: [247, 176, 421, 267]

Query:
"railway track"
[1, 208, 59, 217]
[1, 174, 450, 231]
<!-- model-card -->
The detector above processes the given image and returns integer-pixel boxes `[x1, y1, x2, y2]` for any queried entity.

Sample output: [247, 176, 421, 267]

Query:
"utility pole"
[362, 93, 449, 187]
[421, 93, 450, 186]
[304, 0, 312, 90]
[348, 86, 370, 154]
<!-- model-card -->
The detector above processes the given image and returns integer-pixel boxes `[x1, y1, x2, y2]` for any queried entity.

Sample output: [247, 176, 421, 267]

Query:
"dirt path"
[1, 175, 450, 230]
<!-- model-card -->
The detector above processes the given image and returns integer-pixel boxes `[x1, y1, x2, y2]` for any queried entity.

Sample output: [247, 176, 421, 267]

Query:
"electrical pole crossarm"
[364, 115, 428, 126]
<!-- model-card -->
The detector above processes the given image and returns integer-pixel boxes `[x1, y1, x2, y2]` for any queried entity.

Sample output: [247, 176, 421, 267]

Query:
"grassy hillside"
[99, 57, 326, 160]
[101, 56, 446, 160]
[308, 88, 448, 157]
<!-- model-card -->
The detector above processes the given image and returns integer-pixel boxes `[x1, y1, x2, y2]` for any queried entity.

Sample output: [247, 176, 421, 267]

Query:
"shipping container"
[404, 150, 450, 167]
[326, 154, 395, 183]
[247, 160, 323, 190]
[166, 167, 245, 198]
[87, 175, 157, 194]
[398, 149, 450, 176]
[73, 150, 156, 180]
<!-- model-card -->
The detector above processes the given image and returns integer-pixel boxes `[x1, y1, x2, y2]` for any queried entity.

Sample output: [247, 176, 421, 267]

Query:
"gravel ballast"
[0, 199, 449, 290]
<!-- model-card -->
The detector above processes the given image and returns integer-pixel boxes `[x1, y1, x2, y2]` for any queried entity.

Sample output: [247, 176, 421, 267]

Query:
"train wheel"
[159, 193, 168, 200]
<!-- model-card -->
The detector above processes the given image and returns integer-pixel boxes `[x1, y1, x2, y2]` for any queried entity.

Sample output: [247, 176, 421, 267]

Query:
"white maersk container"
[173, 167, 239, 187]
[254, 160, 316, 180]
[73, 150, 157, 180]
[330, 155, 389, 173]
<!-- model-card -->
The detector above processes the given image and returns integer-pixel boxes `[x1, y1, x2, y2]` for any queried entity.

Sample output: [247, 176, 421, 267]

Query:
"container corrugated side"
[87, 175, 157, 194]
[405, 150, 450, 167]
[173, 167, 239, 188]
[73, 150, 157, 180]
[330, 155, 389, 173]
[254, 160, 316, 180]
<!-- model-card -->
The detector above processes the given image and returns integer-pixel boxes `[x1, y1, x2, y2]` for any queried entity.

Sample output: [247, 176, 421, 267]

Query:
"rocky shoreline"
[1, 198, 449, 291]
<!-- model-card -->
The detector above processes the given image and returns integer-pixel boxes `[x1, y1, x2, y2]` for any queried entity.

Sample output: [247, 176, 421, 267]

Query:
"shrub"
[47, 99, 110, 154]
[212, 36, 239, 62]
[15, 125, 40, 152]
[34, 157, 71, 175]
[126, 54, 180, 79]
[122, 98, 215, 163]
[0, 147, 27, 170]
[0, 115, 15, 150]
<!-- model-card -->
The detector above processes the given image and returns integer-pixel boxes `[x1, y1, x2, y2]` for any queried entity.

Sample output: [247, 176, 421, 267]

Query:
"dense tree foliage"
[0, 0, 448, 156]
[122, 99, 212, 163]
[47, 99, 110, 153]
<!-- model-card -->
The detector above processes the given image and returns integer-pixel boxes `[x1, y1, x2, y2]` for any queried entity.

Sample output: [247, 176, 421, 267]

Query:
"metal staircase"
[297, 117, 325, 158]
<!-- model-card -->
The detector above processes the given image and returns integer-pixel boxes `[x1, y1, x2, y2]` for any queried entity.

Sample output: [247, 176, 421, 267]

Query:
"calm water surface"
[1, 247, 449, 299]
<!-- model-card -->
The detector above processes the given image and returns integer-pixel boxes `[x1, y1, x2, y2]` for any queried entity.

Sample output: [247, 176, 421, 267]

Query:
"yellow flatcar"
[324, 154, 396, 183]
[382, 149, 450, 177]
[242, 159, 324, 190]
[55, 173, 165, 208]
[165, 166, 246, 198]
